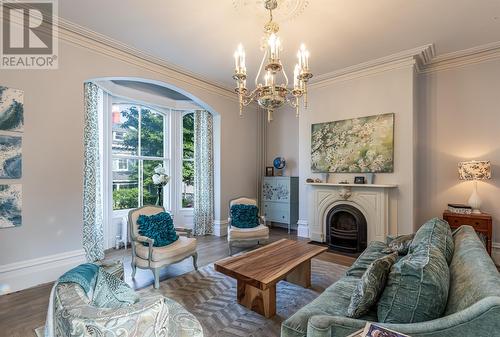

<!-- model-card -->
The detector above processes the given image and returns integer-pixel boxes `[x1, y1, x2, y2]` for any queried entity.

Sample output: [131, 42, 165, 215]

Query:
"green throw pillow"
[137, 212, 179, 247]
[410, 218, 454, 264]
[230, 204, 259, 228]
[91, 268, 139, 308]
[377, 244, 450, 323]
[347, 252, 398, 318]
[382, 234, 415, 255]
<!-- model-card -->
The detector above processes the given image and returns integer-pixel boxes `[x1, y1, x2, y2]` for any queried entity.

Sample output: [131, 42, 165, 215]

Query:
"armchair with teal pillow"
[128, 205, 198, 289]
[227, 197, 269, 255]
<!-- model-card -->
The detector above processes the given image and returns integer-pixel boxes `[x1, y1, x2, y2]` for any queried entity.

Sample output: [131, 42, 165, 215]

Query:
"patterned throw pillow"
[137, 212, 179, 247]
[91, 268, 139, 308]
[382, 234, 415, 255]
[347, 252, 398, 318]
[230, 204, 259, 228]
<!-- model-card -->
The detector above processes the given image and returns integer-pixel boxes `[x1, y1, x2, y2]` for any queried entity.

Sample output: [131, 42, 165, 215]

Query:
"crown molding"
[55, 17, 237, 101]
[310, 44, 435, 88]
[420, 41, 500, 74]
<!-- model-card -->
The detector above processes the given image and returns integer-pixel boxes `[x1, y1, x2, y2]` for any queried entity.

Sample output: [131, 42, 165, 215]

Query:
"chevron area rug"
[138, 259, 347, 337]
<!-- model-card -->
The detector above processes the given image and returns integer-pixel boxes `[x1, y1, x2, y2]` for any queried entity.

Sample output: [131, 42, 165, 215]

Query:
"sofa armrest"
[57, 295, 170, 337]
[308, 297, 500, 337]
[260, 215, 267, 226]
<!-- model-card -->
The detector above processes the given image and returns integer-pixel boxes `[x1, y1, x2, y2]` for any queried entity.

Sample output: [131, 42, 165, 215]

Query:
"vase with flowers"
[152, 164, 170, 206]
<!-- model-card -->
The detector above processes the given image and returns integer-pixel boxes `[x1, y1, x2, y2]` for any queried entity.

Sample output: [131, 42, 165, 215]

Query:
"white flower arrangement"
[152, 164, 170, 186]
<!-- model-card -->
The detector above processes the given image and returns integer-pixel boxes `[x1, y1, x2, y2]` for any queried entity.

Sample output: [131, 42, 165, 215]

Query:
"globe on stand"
[273, 157, 286, 176]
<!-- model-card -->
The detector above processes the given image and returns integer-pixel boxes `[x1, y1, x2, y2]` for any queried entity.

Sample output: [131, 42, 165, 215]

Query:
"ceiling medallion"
[232, 0, 312, 122]
[232, 0, 309, 22]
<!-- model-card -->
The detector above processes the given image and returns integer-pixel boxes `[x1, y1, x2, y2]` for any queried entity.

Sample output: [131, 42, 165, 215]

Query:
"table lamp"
[458, 160, 491, 214]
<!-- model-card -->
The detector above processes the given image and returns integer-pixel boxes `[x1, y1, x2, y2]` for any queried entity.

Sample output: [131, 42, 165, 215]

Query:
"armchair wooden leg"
[228, 243, 233, 256]
[153, 268, 160, 289]
[193, 252, 198, 271]
[131, 262, 136, 279]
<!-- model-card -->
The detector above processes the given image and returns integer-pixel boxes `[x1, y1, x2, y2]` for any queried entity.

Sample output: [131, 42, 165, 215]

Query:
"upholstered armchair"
[227, 197, 269, 255]
[128, 205, 198, 289]
[51, 265, 203, 337]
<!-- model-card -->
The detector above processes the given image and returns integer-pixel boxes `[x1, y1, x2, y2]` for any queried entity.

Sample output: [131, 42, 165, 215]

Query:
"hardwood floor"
[0, 228, 354, 337]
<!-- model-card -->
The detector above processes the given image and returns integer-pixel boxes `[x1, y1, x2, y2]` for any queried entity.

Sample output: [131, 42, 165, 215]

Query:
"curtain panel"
[193, 110, 214, 236]
[82, 82, 105, 262]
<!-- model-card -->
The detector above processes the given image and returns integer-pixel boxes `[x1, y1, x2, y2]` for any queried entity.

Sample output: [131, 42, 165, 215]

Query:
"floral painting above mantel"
[311, 113, 394, 173]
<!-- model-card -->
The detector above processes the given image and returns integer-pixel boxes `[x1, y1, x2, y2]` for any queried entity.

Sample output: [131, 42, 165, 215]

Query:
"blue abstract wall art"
[0, 184, 22, 228]
[0, 86, 24, 132]
[0, 135, 22, 179]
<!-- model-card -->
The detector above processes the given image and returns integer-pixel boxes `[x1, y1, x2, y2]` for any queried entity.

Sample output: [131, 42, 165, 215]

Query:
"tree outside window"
[112, 104, 167, 210]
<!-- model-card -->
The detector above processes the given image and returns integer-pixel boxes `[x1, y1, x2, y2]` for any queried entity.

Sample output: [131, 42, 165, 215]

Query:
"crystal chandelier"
[233, 0, 312, 122]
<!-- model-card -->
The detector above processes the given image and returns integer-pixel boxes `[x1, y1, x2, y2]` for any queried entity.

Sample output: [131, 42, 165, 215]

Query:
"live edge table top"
[214, 239, 327, 290]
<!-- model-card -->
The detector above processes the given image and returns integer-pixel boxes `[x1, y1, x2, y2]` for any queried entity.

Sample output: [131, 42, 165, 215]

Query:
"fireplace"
[326, 204, 367, 253]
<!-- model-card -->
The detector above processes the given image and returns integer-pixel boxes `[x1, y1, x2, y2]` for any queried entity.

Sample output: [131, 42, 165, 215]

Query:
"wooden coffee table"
[214, 239, 327, 318]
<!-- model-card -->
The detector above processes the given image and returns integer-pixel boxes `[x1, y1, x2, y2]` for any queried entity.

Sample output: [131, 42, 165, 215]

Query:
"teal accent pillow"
[137, 212, 179, 247]
[347, 252, 398, 318]
[58, 263, 99, 296]
[382, 234, 415, 255]
[410, 217, 454, 264]
[91, 268, 139, 308]
[377, 244, 450, 323]
[230, 204, 259, 228]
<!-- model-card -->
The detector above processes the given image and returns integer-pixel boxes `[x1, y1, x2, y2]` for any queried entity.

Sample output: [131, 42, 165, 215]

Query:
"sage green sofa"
[281, 224, 500, 337]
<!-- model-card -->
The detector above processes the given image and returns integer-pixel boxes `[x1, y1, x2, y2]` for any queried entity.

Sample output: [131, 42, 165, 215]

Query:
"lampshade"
[458, 160, 491, 181]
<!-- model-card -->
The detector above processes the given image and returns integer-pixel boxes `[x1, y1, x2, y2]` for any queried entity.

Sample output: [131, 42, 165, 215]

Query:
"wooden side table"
[443, 210, 492, 255]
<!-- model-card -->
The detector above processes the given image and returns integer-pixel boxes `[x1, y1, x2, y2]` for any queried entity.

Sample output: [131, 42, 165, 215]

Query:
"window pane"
[182, 113, 194, 159]
[112, 159, 139, 210]
[143, 160, 166, 206]
[141, 108, 164, 157]
[182, 160, 194, 208]
[112, 104, 139, 156]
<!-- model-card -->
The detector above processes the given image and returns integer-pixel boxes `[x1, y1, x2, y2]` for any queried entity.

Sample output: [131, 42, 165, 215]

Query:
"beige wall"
[295, 65, 417, 235]
[416, 58, 500, 244]
[265, 106, 300, 177]
[0, 38, 259, 267]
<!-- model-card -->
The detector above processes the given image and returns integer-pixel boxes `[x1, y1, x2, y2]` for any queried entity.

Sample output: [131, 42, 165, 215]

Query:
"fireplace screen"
[326, 204, 367, 253]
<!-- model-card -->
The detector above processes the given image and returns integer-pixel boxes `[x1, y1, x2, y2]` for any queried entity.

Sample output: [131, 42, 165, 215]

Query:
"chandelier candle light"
[233, 0, 312, 122]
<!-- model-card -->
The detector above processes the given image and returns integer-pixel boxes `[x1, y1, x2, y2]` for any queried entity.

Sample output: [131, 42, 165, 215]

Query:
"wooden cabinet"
[443, 210, 492, 255]
[262, 176, 299, 232]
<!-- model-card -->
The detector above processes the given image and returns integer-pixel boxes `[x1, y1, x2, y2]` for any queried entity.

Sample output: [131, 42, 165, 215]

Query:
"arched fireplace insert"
[326, 204, 367, 253]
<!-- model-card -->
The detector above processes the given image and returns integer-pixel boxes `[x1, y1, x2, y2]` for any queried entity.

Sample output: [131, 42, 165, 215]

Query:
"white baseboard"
[214, 219, 229, 237]
[297, 219, 310, 238]
[492, 242, 500, 265]
[0, 249, 86, 295]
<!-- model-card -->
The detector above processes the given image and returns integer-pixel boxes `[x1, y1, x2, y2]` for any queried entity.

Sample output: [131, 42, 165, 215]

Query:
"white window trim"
[179, 110, 195, 211]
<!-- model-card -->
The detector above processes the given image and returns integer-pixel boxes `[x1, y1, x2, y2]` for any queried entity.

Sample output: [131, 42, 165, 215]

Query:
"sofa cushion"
[445, 225, 500, 314]
[409, 217, 454, 264]
[281, 276, 377, 337]
[347, 252, 398, 318]
[377, 244, 450, 324]
[230, 204, 260, 228]
[228, 224, 269, 240]
[137, 211, 179, 247]
[345, 241, 388, 278]
[135, 236, 196, 262]
[91, 268, 139, 308]
[382, 234, 414, 255]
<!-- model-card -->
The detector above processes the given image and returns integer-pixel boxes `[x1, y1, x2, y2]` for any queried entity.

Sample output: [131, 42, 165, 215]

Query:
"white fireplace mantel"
[306, 182, 398, 244]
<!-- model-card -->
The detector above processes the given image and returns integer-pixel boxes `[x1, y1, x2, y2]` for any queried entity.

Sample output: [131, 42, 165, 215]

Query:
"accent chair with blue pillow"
[128, 205, 198, 289]
[227, 197, 269, 255]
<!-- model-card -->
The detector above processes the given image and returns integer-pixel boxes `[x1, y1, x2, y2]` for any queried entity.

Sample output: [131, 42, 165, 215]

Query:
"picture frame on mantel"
[265, 166, 274, 176]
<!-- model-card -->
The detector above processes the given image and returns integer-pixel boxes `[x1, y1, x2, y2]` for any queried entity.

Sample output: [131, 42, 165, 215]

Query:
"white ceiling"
[59, 0, 500, 88]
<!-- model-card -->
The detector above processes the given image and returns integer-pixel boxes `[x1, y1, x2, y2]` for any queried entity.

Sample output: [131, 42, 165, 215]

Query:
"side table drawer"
[448, 217, 490, 231]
